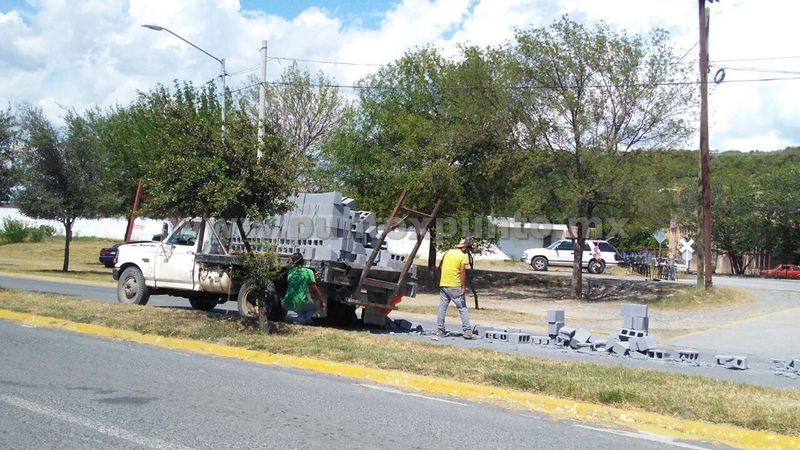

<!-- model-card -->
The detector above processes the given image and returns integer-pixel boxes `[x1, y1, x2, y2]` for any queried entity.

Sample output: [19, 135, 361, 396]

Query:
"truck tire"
[588, 259, 606, 274]
[117, 267, 150, 305]
[189, 298, 218, 311]
[531, 256, 548, 271]
[326, 301, 356, 325]
[238, 282, 284, 321]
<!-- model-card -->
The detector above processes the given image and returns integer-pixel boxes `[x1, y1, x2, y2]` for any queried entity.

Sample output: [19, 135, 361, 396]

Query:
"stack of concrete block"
[619, 303, 649, 341]
[228, 192, 407, 271]
[715, 355, 749, 370]
[547, 310, 565, 338]
[556, 326, 576, 346]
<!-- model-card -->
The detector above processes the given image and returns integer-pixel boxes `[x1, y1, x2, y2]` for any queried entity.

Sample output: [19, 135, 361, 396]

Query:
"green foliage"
[0, 108, 16, 200]
[238, 250, 281, 294]
[0, 218, 27, 244]
[96, 82, 301, 221]
[14, 106, 109, 270]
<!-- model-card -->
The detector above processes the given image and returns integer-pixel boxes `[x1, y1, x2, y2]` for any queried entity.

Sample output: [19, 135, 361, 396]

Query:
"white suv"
[521, 239, 622, 274]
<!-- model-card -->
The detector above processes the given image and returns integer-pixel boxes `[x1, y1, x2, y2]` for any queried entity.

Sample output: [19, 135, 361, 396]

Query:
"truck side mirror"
[161, 222, 169, 240]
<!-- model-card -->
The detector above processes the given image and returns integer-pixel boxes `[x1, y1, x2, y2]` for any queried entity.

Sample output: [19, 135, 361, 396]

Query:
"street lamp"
[141, 24, 227, 133]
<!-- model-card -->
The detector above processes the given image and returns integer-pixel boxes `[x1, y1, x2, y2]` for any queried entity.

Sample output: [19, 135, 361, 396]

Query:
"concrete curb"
[1, 308, 797, 450]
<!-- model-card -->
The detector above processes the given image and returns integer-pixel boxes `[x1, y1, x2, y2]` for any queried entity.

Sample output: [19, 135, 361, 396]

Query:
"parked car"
[521, 239, 623, 274]
[760, 264, 800, 279]
[99, 235, 163, 268]
[99, 243, 121, 268]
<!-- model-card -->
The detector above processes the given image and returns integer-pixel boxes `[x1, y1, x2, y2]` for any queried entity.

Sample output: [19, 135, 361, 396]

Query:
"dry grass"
[0, 237, 117, 284]
[1, 289, 799, 437]
[638, 287, 752, 310]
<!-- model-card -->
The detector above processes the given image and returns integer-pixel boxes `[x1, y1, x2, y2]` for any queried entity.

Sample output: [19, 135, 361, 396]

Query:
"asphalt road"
[2, 274, 799, 389]
[0, 320, 722, 449]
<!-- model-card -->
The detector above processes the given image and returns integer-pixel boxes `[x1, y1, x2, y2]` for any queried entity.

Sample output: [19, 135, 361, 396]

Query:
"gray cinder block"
[487, 330, 509, 341]
[531, 336, 551, 345]
[619, 328, 647, 341]
[678, 350, 699, 362]
[570, 339, 592, 350]
[591, 339, 607, 351]
[716, 355, 749, 370]
[631, 336, 657, 352]
[620, 303, 648, 318]
[558, 326, 576, 338]
[508, 333, 531, 344]
[547, 310, 565, 323]
[475, 325, 500, 337]
[573, 328, 592, 344]
[631, 316, 649, 331]
[771, 358, 789, 371]
[611, 341, 630, 355]
[622, 315, 634, 329]
[556, 336, 570, 346]
[646, 349, 671, 360]
[548, 322, 564, 336]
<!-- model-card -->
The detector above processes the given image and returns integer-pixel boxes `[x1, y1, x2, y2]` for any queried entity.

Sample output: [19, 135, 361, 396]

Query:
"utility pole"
[697, 0, 715, 290]
[258, 40, 268, 159]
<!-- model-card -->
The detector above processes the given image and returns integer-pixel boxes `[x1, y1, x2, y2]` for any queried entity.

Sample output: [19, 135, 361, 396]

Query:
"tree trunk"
[62, 220, 73, 272]
[236, 218, 252, 253]
[570, 222, 584, 299]
[427, 226, 437, 288]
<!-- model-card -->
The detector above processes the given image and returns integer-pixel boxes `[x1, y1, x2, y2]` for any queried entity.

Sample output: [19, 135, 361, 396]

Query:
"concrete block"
[547, 310, 565, 323]
[474, 325, 500, 337]
[556, 336, 570, 346]
[646, 349, 672, 360]
[508, 333, 531, 344]
[771, 359, 789, 371]
[558, 326, 576, 339]
[611, 340, 630, 355]
[531, 335, 551, 345]
[570, 338, 592, 350]
[631, 316, 649, 331]
[573, 328, 592, 344]
[792, 360, 800, 373]
[631, 336, 657, 352]
[716, 355, 749, 370]
[622, 315, 634, 329]
[620, 303, 648, 318]
[591, 339, 607, 351]
[548, 322, 565, 336]
[678, 350, 699, 362]
[619, 328, 647, 341]
[486, 330, 509, 341]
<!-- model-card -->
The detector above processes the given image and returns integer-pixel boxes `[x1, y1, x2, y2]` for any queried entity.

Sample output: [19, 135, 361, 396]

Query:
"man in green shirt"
[283, 253, 326, 324]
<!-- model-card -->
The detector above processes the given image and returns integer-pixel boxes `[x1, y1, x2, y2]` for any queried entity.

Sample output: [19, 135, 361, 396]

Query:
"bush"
[0, 218, 28, 244]
[27, 226, 46, 242]
[239, 250, 281, 294]
[38, 225, 56, 237]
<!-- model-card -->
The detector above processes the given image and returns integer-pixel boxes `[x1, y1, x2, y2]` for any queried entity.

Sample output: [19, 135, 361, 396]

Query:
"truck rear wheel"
[237, 281, 259, 318]
[189, 298, 218, 311]
[117, 267, 150, 305]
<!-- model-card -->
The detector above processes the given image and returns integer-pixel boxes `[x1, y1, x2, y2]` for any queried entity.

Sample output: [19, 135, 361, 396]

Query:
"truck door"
[154, 220, 201, 290]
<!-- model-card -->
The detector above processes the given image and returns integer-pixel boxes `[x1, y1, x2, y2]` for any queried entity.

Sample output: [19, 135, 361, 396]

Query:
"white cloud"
[1, 0, 799, 151]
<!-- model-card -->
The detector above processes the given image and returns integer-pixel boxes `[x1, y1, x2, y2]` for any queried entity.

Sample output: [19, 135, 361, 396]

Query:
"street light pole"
[142, 24, 227, 134]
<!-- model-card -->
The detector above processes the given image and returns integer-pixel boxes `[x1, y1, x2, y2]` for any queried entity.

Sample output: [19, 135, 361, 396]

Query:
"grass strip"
[1, 289, 799, 437]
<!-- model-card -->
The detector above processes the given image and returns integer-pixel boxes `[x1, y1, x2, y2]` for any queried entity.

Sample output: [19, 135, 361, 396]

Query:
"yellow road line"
[1, 308, 797, 450]
[665, 305, 800, 343]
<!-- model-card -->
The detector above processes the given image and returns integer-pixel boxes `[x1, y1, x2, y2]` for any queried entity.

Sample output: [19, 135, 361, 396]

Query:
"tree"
[325, 46, 525, 272]
[95, 82, 301, 249]
[243, 63, 351, 191]
[512, 17, 694, 298]
[15, 106, 109, 271]
[0, 109, 16, 201]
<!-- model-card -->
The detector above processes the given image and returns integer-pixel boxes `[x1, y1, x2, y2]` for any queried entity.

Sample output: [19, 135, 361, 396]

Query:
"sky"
[2, 0, 800, 152]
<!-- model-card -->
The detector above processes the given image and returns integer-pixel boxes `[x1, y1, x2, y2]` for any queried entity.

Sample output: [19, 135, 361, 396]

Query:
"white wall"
[0, 207, 165, 241]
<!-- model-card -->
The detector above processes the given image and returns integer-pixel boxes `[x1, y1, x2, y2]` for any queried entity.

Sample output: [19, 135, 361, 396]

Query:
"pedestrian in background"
[437, 238, 472, 339]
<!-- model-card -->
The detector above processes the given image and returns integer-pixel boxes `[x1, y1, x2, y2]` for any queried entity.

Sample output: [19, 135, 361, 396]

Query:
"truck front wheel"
[238, 282, 284, 320]
[117, 267, 150, 305]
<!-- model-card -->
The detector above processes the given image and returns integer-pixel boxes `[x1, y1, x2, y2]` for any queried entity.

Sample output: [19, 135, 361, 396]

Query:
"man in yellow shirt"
[437, 238, 473, 339]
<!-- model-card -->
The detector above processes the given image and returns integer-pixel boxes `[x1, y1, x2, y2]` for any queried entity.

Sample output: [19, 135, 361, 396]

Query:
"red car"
[760, 264, 800, 279]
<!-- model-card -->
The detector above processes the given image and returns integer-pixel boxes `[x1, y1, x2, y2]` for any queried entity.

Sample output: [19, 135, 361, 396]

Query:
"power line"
[268, 56, 386, 67]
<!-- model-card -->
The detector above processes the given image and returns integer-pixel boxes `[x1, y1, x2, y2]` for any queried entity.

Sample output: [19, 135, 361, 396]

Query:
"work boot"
[463, 328, 474, 340]
[436, 329, 446, 338]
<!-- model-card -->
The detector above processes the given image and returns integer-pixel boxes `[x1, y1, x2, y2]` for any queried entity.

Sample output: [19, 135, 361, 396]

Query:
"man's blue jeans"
[437, 287, 471, 332]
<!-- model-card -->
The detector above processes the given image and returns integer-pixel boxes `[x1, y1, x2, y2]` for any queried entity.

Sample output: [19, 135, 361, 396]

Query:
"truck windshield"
[167, 221, 201, 246]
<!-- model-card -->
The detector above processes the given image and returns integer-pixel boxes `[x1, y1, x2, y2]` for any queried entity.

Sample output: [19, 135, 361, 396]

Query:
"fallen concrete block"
[792, 360, 800, 373]
[570, 338, 592, 350]
[619, 328, 647, 341]
[547, 309, 565, 323]
[558, 326, 576, 339]
[631, 316, 649, 331]
[678, 350, 699, 362]
[556, 335, 571, 346]
[508, 332, 531, 344]
[620, 303, 648, 318]
[631, 336, 657, 352]
[611, 340, 630, 355]
[591, 339, 607, 351]
[770, 358, 789, 371]
[716, 355, 749, 370]
[485, 330, 509, 341]
[646, 349, 672, 360]
[531, 335, 550, 345]
[548, 321, 565, 337]
[573, 328, 592, 344]
[474, 325, 500, 337]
